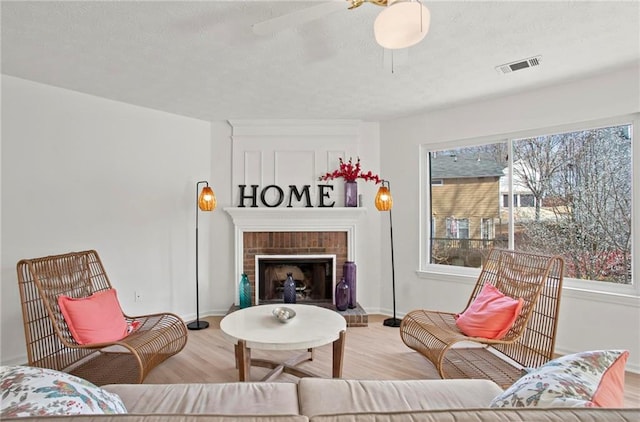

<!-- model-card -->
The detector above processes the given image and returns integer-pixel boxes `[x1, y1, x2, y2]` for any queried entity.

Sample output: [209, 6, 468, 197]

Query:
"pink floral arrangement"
[319, 157, 381, 184]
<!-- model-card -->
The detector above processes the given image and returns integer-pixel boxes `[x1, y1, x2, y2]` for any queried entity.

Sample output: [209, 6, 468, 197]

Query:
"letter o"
[260, 185, 284, 207]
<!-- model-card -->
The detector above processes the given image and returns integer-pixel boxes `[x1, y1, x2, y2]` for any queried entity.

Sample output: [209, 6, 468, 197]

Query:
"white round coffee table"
[220, 304, 347, 382]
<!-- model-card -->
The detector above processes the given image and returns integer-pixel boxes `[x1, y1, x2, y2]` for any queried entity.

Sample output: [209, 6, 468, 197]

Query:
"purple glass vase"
[345, 181, 358, 207]
[283, 272, 296, 304]
[335, 277, 349, 311]
[343, 261, 357, 309]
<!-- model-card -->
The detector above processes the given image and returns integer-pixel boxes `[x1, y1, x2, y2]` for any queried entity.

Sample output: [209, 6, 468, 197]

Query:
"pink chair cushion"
[58, 289, 129, 345]
[455, 283, 524, 339]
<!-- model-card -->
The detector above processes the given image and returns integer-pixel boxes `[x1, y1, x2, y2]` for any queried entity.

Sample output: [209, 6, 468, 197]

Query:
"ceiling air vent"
[496, 55, 542, 74]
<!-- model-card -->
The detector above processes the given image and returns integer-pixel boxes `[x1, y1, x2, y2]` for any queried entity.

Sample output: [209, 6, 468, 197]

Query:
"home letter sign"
[238, 184, 335, 208]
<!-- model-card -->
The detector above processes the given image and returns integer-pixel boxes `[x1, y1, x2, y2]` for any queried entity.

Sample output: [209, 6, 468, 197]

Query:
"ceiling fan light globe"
[374, 2, 430, 49]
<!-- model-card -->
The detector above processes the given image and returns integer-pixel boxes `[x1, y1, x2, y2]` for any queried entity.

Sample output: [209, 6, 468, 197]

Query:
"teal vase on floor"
[239, 273, 251, 309]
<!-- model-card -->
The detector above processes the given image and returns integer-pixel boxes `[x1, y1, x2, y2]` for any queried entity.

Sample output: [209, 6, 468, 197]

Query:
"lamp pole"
[384, 215, 401, 325]
[383, 201, 401, 327]
[376, 180, 401, 328]
[187, 180, 211, 330]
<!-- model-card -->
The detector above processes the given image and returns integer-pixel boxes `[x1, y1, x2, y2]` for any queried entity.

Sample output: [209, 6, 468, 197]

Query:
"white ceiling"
[2, 0, 639, 122]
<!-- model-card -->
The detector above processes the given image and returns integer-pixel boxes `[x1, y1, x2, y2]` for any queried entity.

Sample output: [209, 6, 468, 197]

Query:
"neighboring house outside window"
[430, 152, 504, 267]
[500, 160, 537, 209]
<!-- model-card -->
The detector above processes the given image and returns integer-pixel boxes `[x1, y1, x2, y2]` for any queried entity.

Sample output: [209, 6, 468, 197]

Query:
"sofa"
[2, 349, 639, 421]
[2, 366, 639, 422]
[104, 378, 638, 421]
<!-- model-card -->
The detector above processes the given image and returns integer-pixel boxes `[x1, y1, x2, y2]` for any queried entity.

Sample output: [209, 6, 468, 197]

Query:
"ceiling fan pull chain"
[392, 50, 395, 74]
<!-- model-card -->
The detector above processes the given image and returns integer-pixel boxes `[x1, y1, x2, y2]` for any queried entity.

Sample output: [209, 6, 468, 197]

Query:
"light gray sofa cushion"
[308, 408, 640, 421]
[298, 379, 504, 417]
[103, 383, 299, 415]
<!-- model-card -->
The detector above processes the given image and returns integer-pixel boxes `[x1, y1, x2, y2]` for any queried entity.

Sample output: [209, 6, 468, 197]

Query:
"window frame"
[418, 113, 639, 298]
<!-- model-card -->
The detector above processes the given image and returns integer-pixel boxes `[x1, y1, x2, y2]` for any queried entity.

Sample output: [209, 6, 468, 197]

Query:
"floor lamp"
[376, 180, 402, 327]
[187, 180, 216, 331]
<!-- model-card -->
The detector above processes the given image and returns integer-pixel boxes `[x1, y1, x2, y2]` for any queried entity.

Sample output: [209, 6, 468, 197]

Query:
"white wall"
[208, 121, 236, 314]
[3, 64, 639, 372]
[0, 77, 382, 366]
[379, 64, 640, 372]
[1, 76, 213, 364]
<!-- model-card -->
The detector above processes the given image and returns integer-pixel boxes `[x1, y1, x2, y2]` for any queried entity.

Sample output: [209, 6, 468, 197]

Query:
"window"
[429, 144, 507, 267]
[512, 125, 632, 284]
[481, 218, 494, 240]
[431, 217, 436, 238]
[446, 217, 469, 239]
[519, 194, 535, 207]
[423, 117, 634, 290]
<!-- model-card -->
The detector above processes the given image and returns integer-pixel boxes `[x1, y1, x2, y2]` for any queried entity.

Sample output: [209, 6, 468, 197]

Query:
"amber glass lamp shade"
[375, 185, 393, 211]
[198, 186, 216, 211]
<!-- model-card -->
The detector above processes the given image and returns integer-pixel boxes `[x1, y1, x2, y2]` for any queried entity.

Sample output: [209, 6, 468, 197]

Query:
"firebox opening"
[257, 255, 336, 304]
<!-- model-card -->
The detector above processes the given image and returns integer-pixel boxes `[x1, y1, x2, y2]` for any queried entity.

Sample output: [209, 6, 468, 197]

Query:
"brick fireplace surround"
[243, 231, 347, 302]
[242, 231, 367, 327]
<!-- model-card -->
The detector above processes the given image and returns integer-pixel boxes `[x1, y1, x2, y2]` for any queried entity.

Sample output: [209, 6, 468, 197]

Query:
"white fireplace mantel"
[224, 207, 367, 304]
[224, 207, 367, 231]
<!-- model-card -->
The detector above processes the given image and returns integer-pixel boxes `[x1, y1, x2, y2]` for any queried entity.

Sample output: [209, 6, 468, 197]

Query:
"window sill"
[561, 284, 640, 308]
[416, 269, 640, 308]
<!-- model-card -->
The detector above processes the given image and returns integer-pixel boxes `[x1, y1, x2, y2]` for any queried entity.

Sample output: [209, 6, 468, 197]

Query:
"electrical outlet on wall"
[134, 291, 142, 302]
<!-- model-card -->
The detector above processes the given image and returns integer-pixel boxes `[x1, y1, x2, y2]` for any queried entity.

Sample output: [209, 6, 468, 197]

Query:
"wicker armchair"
[400, 248, 563, 388]
[17, 250, 188, 385]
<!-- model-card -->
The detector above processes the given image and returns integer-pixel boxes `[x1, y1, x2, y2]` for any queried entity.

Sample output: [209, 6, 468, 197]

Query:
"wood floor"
[144, 314, 640, 408]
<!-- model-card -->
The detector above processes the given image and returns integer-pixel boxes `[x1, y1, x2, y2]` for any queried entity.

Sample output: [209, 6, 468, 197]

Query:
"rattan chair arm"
[123, 311, 186, 322]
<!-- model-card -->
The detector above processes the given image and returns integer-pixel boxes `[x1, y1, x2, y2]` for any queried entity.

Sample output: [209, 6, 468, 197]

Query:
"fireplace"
[257, 255, 336, 303]
[225, 207, 369, 326]
[242, 231, 347, 305]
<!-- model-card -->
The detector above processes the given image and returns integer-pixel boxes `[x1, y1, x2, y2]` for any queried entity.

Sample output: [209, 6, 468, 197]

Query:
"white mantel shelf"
[224, 207, 367, 231]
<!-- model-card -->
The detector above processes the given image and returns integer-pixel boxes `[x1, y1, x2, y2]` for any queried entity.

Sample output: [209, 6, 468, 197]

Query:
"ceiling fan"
[348, 0, 389, 9]
[252, 0, 430, 50]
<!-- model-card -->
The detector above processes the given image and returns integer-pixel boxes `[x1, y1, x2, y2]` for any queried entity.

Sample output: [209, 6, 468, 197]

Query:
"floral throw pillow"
[0, 365, 127, 417]
[490, 350, 629, 408]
